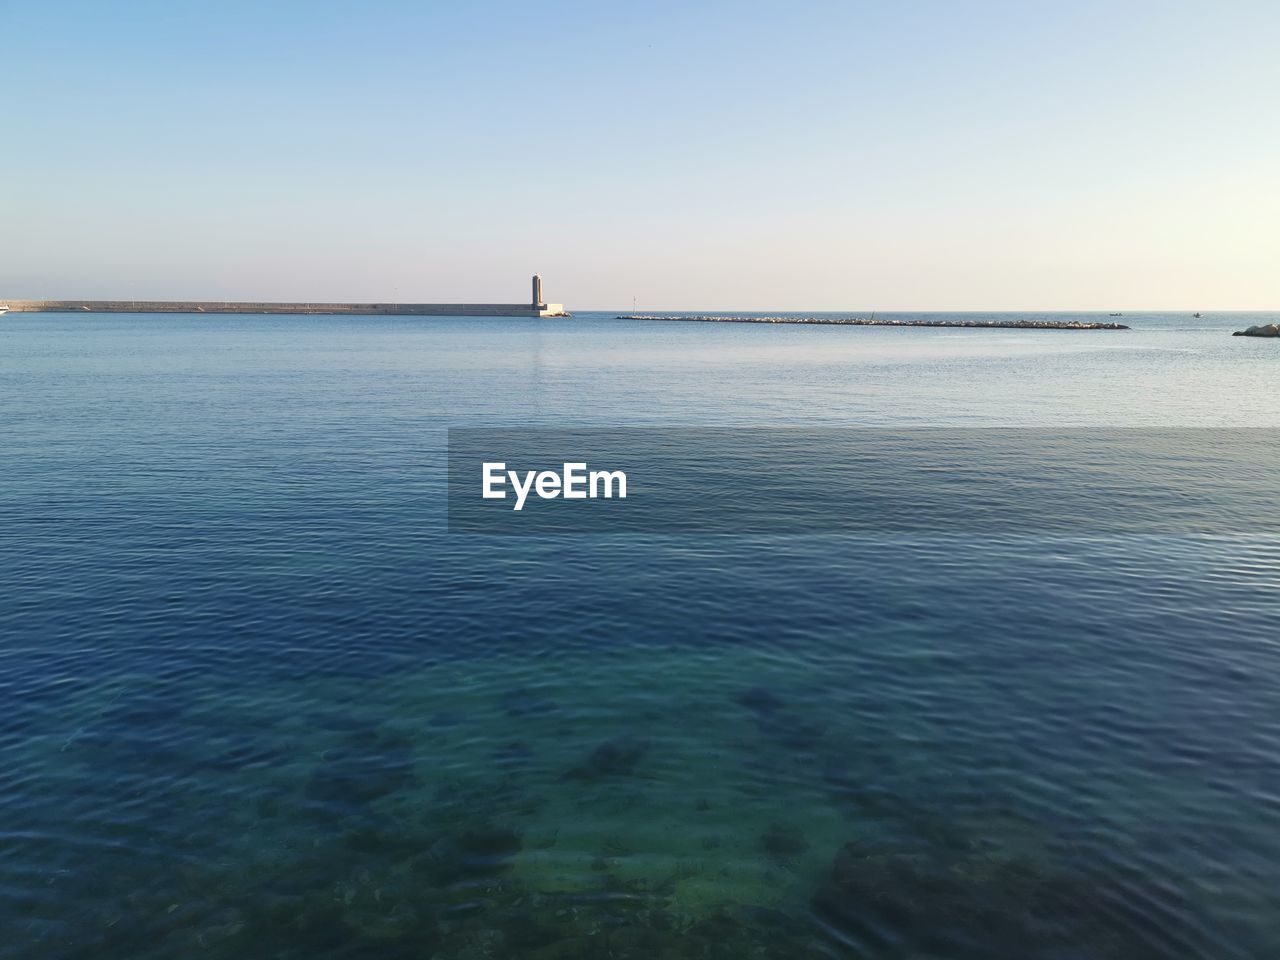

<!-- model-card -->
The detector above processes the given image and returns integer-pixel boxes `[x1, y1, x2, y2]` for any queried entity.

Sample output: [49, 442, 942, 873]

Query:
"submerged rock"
[500, 686, 558, 717]
[419, 824, 523, 886]
[492, 740, 535, 764]
[206, 738, 284, 772]
[457, 825, 523, 860]
[499, 909, 562, 953]
[754, 710, 825, 750]
[735, 686, 785, 713]
[563, 735, 649, 781]
[736, 686, 827, 749]
[759, 823, 809, 865]
[811, 840, 1174, 959]
[305, 726, 417, 809]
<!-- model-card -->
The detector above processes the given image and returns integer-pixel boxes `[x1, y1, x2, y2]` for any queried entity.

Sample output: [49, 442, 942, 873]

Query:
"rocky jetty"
[620, 315, 1129, 330]
[1233, 323, 1280, 337]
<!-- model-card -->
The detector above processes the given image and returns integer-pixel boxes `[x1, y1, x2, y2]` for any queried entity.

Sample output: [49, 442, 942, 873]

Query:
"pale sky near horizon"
[3, 0, 1278, 310]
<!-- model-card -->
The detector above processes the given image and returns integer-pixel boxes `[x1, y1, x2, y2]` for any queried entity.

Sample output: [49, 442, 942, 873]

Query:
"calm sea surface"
[3, 311, 1280, 959]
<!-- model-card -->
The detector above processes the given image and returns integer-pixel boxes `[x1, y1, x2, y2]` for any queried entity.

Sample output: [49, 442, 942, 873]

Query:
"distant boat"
[1193, 312, 1202, 318]
[0, 305, 8, 315]
[1109, 312, 1123, 317]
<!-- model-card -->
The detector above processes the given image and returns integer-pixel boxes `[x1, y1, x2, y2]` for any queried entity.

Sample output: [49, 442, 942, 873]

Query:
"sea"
[3, 310, 1279, 959]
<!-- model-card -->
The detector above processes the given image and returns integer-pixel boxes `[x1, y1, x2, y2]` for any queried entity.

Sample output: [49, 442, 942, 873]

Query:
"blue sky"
[3, 0, 1278, 309]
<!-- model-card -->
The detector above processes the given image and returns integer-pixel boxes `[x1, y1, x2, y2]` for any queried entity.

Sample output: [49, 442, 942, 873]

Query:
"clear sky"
[3, 0, 1278, 310]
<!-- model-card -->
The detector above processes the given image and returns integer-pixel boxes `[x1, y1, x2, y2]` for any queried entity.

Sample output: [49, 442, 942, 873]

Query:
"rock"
[605, 924, 667, 957]
[563, 735, 649, 780]
[1233, 323, 1280, 337]
[754, 710, 825, 750]
[500, 909, 562, 952]
[811, 840, 1174, 960]
[492, 740, 535, 764]
[457, 825, 522, 861]
[528, 936, 595, 960]
[735, 686, 785, 713]
[420, 824, 523, 885]
[759, 823, 809, 865]
[305, 726, 417, 809]
[500, 686, 558, 716]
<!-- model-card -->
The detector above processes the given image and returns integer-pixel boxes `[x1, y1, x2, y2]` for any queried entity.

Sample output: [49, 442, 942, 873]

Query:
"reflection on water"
[4, 313, 1280, 958]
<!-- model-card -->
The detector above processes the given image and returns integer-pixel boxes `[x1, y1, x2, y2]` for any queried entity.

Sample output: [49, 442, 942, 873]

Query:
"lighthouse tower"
[527, 275, 564, 316]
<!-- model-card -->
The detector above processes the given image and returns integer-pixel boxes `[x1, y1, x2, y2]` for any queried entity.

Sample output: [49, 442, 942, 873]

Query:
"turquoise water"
[3, 311, 1280, 959]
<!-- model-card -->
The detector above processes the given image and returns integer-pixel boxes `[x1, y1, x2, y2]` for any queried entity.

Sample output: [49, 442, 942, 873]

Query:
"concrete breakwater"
[2, 299, 569, 318]
[620, 315, 1129, 330]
